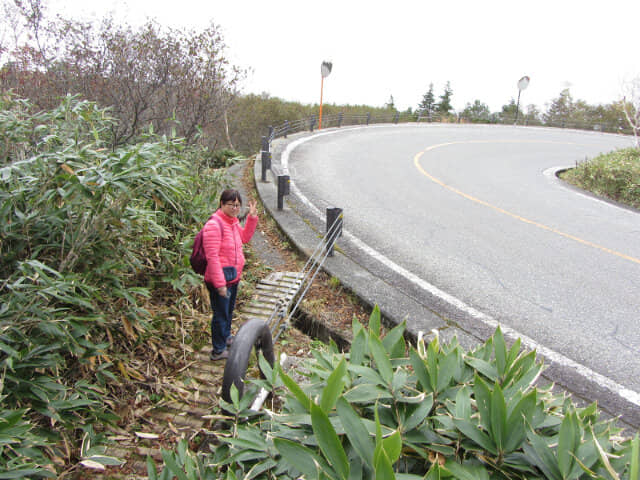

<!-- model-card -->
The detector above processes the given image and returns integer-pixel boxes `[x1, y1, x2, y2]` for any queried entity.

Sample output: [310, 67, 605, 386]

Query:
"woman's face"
[220, 199, 242, 218]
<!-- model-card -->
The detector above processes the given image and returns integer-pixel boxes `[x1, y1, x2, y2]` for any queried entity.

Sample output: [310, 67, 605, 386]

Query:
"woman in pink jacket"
[203, 189, 258, 360]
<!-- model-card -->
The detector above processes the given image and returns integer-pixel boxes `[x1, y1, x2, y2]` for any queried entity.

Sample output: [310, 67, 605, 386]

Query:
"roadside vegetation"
[149, 309, 640, 479]
[561, 148, 640, 210]
[0, 93, 225, 477]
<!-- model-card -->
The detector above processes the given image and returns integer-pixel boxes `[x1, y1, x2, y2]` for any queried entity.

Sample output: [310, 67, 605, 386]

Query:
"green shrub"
[0, 93, 226, 475]
[152, 306, 639, 479]
[562, 148, 640, 209]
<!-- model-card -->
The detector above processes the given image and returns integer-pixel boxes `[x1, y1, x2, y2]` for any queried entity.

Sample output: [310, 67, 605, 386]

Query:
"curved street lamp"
[514, 75, 530, 125]
[319, 61, 332, 130]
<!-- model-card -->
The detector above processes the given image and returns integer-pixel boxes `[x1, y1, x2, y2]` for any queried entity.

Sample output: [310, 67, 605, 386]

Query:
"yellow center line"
[414, 142, 640, 266]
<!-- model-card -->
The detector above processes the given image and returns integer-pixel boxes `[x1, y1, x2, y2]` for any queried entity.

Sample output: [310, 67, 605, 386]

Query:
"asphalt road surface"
[285, 123, 639, 422]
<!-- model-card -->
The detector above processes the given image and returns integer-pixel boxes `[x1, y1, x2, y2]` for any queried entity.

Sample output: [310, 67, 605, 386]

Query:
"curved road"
[284, 124, 639, 421]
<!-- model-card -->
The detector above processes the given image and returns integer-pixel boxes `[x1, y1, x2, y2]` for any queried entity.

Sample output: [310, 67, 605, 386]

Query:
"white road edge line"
[280, 127, 640, 408]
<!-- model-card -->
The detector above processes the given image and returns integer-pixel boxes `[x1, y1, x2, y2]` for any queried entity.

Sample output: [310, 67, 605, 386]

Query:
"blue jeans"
[207, 282, 238, 354]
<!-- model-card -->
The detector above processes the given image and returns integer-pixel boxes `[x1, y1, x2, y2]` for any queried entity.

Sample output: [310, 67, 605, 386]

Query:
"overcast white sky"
[47, 0, 640, 113]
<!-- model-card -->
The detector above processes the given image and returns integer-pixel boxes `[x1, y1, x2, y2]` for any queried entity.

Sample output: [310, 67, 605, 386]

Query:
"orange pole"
[319, 75, 324, 130]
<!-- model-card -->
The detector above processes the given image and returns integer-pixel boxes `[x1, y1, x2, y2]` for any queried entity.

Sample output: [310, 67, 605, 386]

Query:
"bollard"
[338, 112, 343, 128]
[309, 116, 316, 132]
[261, 150, 271, 182]
[326, 207, 343, 257]
[277, 175, 290, 210]
[366, 112, 371, 126]
[394, 112, 399, 124]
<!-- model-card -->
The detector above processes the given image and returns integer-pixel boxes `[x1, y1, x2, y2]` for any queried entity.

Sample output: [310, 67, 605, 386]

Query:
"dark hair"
[219, 189, 242, 207]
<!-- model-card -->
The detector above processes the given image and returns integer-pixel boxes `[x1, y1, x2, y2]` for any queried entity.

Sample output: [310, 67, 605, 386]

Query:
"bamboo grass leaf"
[382, 429, 402, 464]
[409, 348, 432, 393]
[320, 357, 347, 414]
[631, 434, 639, 480]
[444, 460, 491, 480]
[311, 403, 349, 480]
[160, 450, 188, 480]
[473, 374, 492, 432]
[350, 325, 368, 366]
[465, 356, 499, 382]
[426, 339, 439, 392]
[373, 404, 395, 480]
[506, 337, 522, 373]
[453, 418, 497, 455]
[369, 334, 393, 385]
[403, 393, 434, 432]
[455, 386, 472, 421]
[146, 456, 158, 480]
[273, 437, 327, 479]
[279, 365, 312, 413]
[504, 390, 537, 452]
[493, 327, 507, 378]
[558, 410, 580, 478]
[436, 348, 457, 392]
[590, 427, 620, 480]
[524, 430, 563, 480]
[369, 305, 381, 338]
[382, 320, 406, 357]
[490, 381, 507, 452]
[336, 397, 374, 465]
[343, 383, 393, 403]
[373, 449, 395, 480]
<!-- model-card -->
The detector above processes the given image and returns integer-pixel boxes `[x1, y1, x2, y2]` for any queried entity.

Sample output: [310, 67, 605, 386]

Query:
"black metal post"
[394, 112, 399, 124]
[261, 150, 271, 182]
[309, 116, 316, 132]
[338, 112, 343, 128]
[261, 135, 269, 152]
[277, 175, 290, 210]
[326, 207, 343, 257]
[366, 113, 371, 126]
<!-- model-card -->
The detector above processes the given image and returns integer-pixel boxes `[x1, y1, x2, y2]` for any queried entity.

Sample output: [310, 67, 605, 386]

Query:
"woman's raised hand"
[248, 199, 258, 216]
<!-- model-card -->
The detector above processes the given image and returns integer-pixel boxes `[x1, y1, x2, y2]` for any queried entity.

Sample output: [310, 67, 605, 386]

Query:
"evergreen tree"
[461, 100, 490, 123]
[437, 81, 453, 115]
[544, 88, 574, 126]
[524, 104, 542, 125]
[418, 83, 435, 115]
[500, 99, 518, 122]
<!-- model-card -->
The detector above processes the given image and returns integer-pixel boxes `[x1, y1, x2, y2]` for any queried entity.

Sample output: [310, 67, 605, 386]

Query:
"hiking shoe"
[210, 349, 229, 361]
[226, 335, 234, 347]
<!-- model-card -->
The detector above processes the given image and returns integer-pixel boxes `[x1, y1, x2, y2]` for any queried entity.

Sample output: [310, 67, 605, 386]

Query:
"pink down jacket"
[202, 209, 258, 288]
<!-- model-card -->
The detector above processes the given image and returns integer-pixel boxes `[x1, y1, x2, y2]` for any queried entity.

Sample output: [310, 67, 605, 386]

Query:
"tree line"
[413, 82, 632, 133]
[2, 0, 638, 156]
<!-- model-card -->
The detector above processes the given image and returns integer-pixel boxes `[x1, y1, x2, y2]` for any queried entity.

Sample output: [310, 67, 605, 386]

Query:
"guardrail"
[263, 111, 632, 143]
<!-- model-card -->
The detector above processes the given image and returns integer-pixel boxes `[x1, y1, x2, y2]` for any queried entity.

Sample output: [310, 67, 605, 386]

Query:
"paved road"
[282, 124, 639, 423]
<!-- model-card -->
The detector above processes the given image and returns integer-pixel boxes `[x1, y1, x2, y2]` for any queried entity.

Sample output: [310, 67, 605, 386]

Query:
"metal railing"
[267, 111, 418, 142]
[263, 111, 633, 144]
[278, 209, 342, 337]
